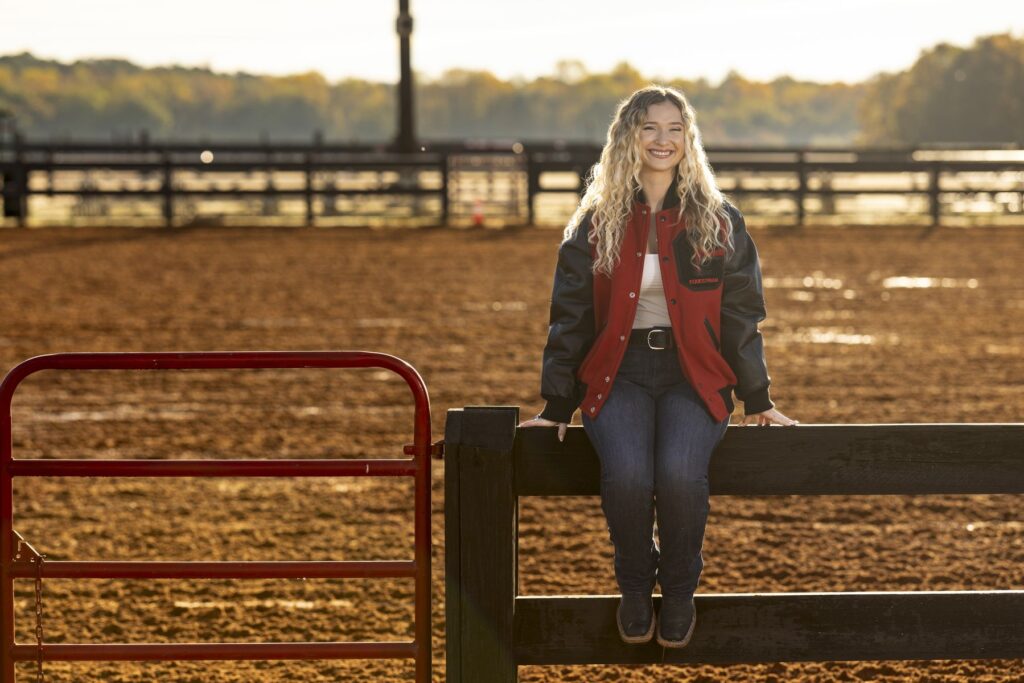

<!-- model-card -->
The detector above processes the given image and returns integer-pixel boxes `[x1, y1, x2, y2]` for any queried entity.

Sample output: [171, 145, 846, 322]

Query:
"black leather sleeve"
[539, 212, 596, 423]
[720, 203, 774, 415]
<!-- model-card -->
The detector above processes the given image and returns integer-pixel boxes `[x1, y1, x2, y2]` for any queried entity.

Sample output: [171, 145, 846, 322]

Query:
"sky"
[3, 0, 1022, 85]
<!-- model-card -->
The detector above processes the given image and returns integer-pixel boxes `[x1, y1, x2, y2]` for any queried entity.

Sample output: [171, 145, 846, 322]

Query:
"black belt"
[629, 326, 676, 350]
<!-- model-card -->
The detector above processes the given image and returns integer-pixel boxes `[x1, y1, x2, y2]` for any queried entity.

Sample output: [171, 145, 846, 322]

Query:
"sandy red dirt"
[0, 223, 1022, 681]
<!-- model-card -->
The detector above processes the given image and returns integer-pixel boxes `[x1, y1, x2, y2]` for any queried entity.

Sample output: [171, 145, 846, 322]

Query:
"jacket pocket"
[704, 316, 720, 351]
[672, 232, 724, 291]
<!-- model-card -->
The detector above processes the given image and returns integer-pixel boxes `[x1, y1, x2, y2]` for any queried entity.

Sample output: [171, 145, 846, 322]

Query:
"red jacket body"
[540, 184, 773, 424]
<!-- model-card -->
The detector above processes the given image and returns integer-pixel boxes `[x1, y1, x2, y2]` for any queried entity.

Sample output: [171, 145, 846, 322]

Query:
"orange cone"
[472, 198, 485, 227]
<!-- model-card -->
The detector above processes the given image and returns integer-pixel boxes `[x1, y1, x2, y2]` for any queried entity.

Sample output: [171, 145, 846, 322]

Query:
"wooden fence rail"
[444, 405, 1024, 681]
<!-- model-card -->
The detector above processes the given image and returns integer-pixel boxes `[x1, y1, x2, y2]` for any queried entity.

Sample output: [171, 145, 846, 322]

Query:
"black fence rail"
[2, 137, 1024, 227]
[443, 406, 1024, 681]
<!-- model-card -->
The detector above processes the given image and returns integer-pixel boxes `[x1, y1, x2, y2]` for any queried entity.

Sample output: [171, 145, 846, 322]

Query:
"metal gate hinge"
[403, 439, 445, 459]
[12, 529, 42, 564]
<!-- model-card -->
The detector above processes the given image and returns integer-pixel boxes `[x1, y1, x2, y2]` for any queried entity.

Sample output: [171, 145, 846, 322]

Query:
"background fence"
[2, 137, 1024, 228]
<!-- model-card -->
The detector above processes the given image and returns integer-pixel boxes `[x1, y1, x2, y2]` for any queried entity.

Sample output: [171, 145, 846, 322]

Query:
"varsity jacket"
[539, 178, 774, 424]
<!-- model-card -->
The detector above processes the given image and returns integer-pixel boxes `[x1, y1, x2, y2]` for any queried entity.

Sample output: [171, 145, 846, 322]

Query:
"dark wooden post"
[0, 166, 25, 227]
[304, 151, 314, 227]
[445, 405, 519, 683]
[526, 156, 538, 226]
[795, 150, 806, 226]
[929, 161, 942, 227]
[161, 151, 173, 228]
[440, 152, 450, 227]
[5, 133, 27, 227]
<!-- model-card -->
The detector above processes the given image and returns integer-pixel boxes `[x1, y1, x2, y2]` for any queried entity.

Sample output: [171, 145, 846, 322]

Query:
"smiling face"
[638, 100, 686, 174]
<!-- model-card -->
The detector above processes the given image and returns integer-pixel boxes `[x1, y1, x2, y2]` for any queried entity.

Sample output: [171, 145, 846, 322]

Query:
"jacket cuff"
[540, 397, 578, 424]
[741, 387, 774, 415]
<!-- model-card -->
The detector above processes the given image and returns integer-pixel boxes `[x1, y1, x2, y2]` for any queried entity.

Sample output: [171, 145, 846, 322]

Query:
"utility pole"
[395, 0, 416, 153]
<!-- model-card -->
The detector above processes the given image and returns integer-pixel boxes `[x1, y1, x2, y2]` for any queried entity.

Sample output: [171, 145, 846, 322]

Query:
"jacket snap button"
[660, 216, 666, 222]
[597, 393, 602, 399]
[636, 251, 642, 258]
[605, 376, 610, 382]
[628, 292, 636, 298]
[619, 335, 626, 341]
[671, 299, 677, 304]
[590, 406, 596, 413]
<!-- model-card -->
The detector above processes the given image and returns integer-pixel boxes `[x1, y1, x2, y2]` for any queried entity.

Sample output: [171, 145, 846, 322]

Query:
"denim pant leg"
[582, 353, 659, 595]
[653, 372, 730, 598]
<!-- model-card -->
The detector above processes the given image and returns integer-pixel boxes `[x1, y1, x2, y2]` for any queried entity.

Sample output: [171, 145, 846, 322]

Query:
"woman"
[519, 85, 797, 649]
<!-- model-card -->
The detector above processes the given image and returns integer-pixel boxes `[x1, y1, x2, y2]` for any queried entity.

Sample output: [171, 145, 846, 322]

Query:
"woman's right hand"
[519, 414, 569, 442]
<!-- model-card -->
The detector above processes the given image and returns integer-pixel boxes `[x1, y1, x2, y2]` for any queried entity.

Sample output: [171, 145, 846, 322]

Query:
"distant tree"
[858, 32, 1024, 144]
[0, 49, 877, 145]
[554, 59, 587, 85]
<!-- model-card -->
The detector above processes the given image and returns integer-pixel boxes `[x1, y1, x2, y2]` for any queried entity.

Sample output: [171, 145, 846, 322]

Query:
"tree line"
[0, 32, 1020, 145]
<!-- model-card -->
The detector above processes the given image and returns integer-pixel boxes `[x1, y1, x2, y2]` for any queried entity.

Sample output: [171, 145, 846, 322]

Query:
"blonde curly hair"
[563, 85, 735, 276]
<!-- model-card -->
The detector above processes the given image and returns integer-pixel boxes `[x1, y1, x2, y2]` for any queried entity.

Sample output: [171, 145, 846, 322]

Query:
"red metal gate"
[0, 351, 438, 681]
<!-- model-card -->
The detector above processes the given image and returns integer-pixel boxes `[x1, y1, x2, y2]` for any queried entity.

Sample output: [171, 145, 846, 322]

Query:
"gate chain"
[33, 553, 45, 683]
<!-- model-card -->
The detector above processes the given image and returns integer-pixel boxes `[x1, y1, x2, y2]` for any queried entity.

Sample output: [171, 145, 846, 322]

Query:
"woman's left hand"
[738, 407, 799, 426]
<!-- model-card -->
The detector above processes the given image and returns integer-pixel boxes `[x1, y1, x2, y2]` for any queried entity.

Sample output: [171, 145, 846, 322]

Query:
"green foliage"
[0, 52, 385, 141]
[419, 62, 863, 145]
[858, 32, 1024, 144]
[6, 32, 1021, 146]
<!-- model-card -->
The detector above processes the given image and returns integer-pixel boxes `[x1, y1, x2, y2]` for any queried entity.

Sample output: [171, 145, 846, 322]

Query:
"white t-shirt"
[633, 253, 672, 328]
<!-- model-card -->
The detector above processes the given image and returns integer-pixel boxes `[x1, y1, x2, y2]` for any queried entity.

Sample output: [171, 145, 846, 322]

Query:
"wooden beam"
[514, 424, 1024, 496]
[514, 591, 1024, 665]
[445, 406, 520, 683]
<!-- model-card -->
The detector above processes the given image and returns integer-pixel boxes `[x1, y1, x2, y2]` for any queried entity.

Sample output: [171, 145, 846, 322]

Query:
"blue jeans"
[582, 340, 730, 599]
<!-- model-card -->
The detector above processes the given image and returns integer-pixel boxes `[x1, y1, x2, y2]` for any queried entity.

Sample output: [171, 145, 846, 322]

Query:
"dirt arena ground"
[0, 221, 1022, 682]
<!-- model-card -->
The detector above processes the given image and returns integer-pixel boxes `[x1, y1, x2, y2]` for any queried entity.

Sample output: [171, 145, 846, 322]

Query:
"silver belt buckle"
[646, 328, 668, 350]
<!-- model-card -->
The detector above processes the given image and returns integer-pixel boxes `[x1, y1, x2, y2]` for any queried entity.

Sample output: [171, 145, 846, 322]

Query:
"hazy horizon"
[3, 1, 1022, 85]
